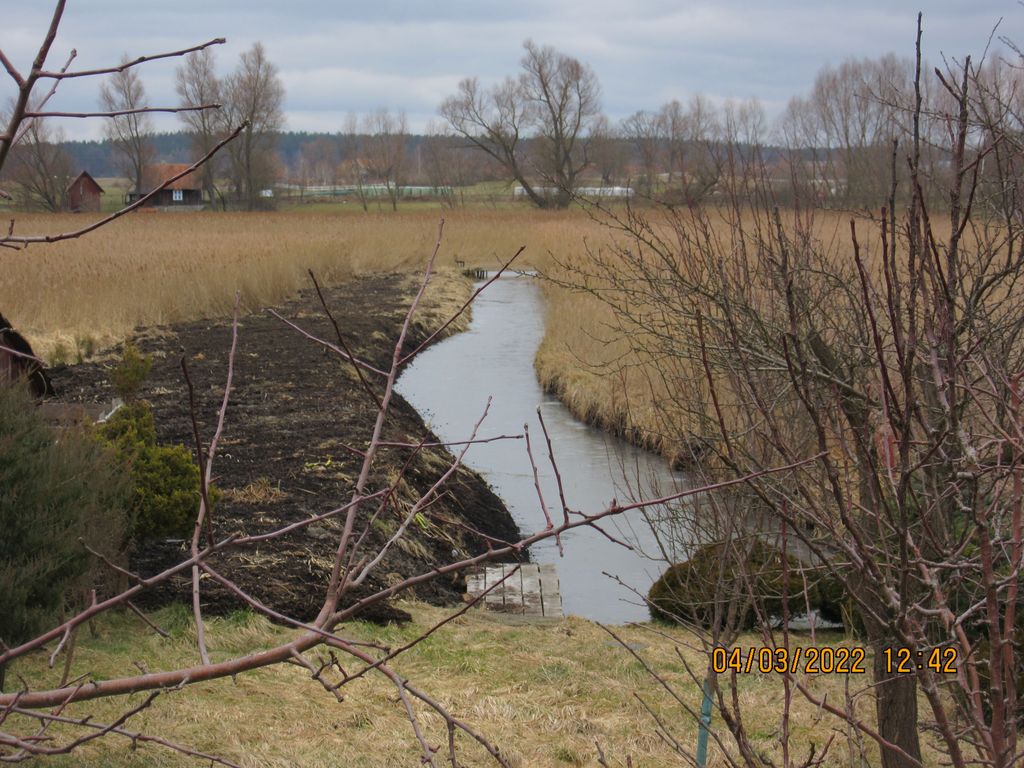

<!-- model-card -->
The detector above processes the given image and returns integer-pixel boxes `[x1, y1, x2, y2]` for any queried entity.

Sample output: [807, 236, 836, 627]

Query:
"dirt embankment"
[51, 272, 521, 623]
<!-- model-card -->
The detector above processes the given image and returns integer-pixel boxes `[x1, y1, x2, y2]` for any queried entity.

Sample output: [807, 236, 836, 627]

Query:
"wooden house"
[127, 164, 204, 208]
[66, 171, 104, 212]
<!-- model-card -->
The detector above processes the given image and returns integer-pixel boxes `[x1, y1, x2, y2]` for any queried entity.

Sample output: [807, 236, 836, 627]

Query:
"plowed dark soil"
[50, 273, 522, 624]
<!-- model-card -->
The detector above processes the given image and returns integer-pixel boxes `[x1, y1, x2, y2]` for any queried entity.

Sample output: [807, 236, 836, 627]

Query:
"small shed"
[128, 164, 204, 208]
[66, 171, 104, 213]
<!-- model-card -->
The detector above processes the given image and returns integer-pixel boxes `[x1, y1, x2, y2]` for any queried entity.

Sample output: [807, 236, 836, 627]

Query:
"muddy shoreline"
[50, 272, 522, 623]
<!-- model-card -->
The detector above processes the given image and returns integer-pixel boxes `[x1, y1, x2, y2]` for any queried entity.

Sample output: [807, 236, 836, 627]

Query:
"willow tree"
[223, 42, 285, 209]
[441, 40, 601, 209]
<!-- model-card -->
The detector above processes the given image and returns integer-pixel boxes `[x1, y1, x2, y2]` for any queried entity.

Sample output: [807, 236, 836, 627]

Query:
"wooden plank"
[482, 566, 506, 609]
[465, 563, 562, 619]
[465, 572, 485, 600]
[500, 564, 525, 615]
[521, 567, 543, 616]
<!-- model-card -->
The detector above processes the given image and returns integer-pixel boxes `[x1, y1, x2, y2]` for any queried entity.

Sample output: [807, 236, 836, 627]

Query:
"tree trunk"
[873, 650, 922, 767]
[859, 592, 922, 767]
[807, 331, 923, 765]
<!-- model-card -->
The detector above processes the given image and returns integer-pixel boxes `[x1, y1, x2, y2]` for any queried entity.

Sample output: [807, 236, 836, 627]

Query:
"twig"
[398, 246, 526, 366]
[308, 270, 383, 410]
[36, 39, 225, 80]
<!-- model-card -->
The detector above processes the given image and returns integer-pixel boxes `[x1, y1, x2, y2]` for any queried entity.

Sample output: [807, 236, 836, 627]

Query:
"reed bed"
[0, 208, 598, 360]
[535, 206, 894, 461]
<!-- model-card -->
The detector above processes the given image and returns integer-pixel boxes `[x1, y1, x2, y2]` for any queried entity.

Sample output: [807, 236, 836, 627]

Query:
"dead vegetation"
[0, 209, 599, 361]
[13, 602, 940, 768]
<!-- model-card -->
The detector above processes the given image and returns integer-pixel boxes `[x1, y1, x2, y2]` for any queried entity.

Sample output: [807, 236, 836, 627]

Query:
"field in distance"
[1, 207, 596, 361]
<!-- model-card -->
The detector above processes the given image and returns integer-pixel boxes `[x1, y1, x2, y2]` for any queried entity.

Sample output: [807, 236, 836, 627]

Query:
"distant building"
[127, 164, 204, 208]
[66, 171, 104, 213]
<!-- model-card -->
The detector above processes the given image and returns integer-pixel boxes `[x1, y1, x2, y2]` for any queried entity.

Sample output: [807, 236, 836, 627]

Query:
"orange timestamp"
[882, 646, 959, 674]
[712, 646, 867, 675]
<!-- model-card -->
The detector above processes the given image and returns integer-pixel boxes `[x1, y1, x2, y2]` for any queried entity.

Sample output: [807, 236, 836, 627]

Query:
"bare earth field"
[49, 271, 519, 620]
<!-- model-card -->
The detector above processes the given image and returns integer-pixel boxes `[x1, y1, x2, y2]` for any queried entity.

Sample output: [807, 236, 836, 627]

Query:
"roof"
[67, 170, 104, 194]
[141, 163, 201, 192]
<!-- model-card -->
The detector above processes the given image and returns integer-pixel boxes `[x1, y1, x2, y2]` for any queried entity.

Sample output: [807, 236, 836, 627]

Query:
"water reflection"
[397, 275, 689, 624]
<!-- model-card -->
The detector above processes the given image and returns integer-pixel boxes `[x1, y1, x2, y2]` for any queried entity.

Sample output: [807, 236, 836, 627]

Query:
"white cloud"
[3, 0, 1017, 140]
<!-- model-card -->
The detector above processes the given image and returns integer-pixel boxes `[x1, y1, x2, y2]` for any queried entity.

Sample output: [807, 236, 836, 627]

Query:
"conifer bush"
[0, 386, 129, 660]
[98, 401, 213, 543]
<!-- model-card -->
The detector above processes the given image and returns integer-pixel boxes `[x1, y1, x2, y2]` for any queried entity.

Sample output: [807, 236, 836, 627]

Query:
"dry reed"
[535, 206, 911, 461]
[1, 209, 598, 360]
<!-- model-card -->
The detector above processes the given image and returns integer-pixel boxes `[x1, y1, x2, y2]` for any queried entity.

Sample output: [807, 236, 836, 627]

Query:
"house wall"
[67, 179, 102, 212]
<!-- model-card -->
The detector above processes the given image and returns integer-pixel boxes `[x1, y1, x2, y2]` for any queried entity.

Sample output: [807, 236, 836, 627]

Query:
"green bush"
[0, 386, 130, 657]
[648, 539, 848, 630]
[109, 343, 152, 402]
[98, 401, 214, 543]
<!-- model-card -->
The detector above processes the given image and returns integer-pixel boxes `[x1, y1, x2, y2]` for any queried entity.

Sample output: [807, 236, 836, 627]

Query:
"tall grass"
[1, 209, 598, 360]
[535, 207, 873, 461]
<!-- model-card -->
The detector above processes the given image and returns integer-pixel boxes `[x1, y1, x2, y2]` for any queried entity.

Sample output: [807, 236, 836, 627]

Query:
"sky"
[1, 1, 1019, 141]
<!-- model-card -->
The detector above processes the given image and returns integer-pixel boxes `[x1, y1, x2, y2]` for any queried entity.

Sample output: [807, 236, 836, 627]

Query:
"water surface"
[398, 275, 688, 624]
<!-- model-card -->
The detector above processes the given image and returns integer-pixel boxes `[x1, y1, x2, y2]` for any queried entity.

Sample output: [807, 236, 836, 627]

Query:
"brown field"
[0, 208, 599, 361]
[534, 206, 865, 460]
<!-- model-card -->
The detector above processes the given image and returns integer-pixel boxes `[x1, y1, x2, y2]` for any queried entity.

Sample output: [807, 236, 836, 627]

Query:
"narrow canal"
[398, 274, 689, 624]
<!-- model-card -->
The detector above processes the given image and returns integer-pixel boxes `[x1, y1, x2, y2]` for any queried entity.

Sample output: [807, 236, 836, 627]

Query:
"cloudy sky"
[2, 1, 1018, 140]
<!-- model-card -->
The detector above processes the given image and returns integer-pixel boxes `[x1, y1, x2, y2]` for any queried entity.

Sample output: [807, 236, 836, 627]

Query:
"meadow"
[13, 602, 916, 768]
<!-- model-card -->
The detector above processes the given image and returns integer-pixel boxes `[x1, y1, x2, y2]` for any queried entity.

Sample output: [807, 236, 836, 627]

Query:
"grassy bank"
[534, 206, 889, 462]
[7, 603, 907, 767]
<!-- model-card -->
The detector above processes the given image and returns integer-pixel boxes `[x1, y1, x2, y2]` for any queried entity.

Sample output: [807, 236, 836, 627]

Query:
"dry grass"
[222, 477, 286, 505]
[6, 602, 944, 767]
[2, 209, 600, 361]
[534, 207, 890, 460]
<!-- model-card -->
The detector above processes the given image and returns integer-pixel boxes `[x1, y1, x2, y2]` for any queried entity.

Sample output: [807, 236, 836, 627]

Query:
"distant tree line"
[4, 40, 1009, 212]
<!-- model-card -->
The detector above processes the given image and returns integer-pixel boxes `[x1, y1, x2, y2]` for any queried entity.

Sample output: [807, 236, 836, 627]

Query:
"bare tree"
[222, 42, 285, 210]
[6, 115, 73, 211]
[587, 114, 627, 186]
[440, 40, 600, 209]
[777, 54, 919, 208]
[621, 108, 662, 196]
[672, 95, 722, 203]
[0, 4, 232, 250]
[363, 108, 407, 211]
[339, 112, 370, 211]
[520, 40, 600, 205]
[301, 136, 340, 187]
[99, 59, 155, 198]
[555, 20, 1024, 768]
[619, 97, 722, 203]
[175, 48, 225, 209]
[421, 122, 479, 207]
